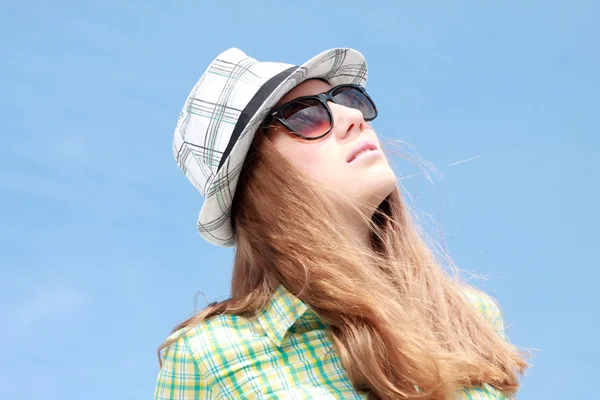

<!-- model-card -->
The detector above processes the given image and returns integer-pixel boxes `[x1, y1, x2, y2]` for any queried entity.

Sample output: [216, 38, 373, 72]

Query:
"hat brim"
[197, 48, 368, 246]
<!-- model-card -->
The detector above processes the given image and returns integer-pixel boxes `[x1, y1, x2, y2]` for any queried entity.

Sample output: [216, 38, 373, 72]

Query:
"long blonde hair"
[159, 130, 528, 399]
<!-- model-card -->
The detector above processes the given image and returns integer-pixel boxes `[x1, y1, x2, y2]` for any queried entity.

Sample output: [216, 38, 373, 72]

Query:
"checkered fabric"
[173, 48, 368, 246]
[154, 286, 511, 399]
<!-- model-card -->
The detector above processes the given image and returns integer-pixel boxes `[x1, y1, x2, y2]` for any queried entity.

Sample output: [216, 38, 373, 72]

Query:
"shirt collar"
[255, 284, 321, 347]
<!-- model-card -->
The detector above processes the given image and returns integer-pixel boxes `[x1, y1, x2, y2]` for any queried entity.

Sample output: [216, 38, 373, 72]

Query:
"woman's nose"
[329, 102, 366, 140]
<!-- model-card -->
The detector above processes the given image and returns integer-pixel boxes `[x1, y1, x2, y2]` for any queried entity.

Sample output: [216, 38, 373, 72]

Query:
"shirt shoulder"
[154, 313, 253, 399]
[461, 286, 506, 338]
[154, 326, 210, 399]
[155, 301, 365, 399]
[172, 313, 256, 360]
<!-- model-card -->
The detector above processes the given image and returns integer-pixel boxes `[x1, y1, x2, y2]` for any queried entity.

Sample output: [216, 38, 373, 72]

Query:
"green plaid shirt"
[154, 285, 510, 399]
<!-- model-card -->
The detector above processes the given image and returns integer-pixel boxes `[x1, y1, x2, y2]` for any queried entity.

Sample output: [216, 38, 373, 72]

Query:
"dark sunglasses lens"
[282, 98, 331, 138]
[332, 87, 377, 120]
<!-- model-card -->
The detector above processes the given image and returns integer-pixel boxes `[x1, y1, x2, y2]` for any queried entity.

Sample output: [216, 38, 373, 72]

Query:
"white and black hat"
[173, 48, 369, 246]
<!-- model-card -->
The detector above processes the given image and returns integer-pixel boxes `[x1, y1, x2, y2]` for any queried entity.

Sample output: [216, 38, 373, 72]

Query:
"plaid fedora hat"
[173, 48, 368, 247]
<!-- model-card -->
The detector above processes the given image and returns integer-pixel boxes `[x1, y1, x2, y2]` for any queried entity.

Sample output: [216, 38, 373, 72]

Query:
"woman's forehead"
[276, 79, 332, 106]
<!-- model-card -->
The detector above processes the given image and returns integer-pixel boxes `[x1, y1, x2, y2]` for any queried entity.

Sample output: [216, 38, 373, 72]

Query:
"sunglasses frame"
[266, 84, 378, 140]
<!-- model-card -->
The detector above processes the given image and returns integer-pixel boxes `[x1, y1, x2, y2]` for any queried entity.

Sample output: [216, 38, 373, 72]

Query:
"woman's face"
[268, 79, 397, 215]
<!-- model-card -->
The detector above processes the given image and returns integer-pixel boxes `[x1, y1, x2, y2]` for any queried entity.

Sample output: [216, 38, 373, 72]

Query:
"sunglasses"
[265, 84, 378, 140]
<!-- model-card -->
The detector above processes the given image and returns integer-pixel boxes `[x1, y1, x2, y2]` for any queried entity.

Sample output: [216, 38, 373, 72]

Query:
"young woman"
[154, 48, 528, 399]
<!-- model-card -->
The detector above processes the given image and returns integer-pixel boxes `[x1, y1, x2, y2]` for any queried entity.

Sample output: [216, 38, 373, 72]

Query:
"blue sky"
[1, 1, 598, 398]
